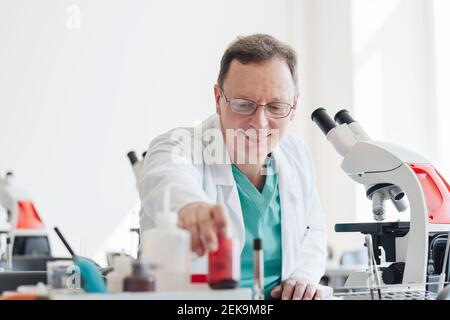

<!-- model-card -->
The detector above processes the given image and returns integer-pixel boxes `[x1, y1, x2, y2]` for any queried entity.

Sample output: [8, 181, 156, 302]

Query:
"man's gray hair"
[217, 34, 298, 91]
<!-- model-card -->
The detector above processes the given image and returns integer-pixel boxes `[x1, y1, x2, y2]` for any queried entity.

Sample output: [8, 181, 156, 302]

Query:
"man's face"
[214, 58, 298, 164]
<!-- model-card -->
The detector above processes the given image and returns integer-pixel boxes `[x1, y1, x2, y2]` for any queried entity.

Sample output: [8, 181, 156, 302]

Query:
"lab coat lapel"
[207, 116, 245, 251]
[273, 147, 303, 279]
[212, 166, 245, 251]
[220, 184, 245, 251]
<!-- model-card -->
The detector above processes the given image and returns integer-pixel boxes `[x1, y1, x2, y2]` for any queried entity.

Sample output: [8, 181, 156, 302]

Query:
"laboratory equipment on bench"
[252, 238, 264, 300]
[99, 151, 146, 264]
[127, 151, 146, 240]
[0, 171, 51, 266]
[127, 151, 146, 187]
[106, 254, 132, 293]
[311, 108, 450, 295]
[123, 260, 155, 292]
[333, 284, 438, 300]
[437, 283, 450, 300]
[53, 227, 106, 293]
[364, 234, 382, 299]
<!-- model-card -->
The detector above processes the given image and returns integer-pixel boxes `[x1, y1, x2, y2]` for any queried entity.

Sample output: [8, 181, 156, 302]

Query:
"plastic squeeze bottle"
[140, 185, 191, 291]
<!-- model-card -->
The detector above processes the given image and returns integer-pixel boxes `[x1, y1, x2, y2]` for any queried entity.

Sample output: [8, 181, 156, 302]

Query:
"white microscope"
[311, 108, 450, 294]
[0, 171, 51, 270]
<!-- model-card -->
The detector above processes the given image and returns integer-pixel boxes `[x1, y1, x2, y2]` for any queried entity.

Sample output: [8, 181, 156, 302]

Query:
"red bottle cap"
[191, 274, 208, 283]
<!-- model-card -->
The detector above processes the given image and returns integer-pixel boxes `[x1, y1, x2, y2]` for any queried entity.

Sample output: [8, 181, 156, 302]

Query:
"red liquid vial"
[208, 234, 240, 289]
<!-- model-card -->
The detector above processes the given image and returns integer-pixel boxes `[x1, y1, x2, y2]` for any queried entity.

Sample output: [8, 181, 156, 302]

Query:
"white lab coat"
[139, 114, 327, 284]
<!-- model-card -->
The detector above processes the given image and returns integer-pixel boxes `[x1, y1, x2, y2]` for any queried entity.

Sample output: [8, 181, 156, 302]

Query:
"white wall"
[289, 0, 362, 261]
[351, 0, 438, 223]
[0, 0, 292, 262]
[291, 0, 447, 261]
[433, 0, 450, 176]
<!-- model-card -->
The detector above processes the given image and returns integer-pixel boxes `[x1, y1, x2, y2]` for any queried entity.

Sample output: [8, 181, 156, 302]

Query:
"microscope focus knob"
[382, 262, 405, 284]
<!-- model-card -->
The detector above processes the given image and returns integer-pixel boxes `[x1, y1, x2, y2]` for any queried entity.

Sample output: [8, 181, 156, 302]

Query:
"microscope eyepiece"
[127, 151, 139, 165]
[311, 108, 337, 136]
[334, 109, 355, 125]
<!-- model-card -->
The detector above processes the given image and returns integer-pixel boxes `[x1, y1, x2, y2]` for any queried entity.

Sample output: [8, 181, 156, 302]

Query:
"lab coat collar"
[205, 115, 234, 186]
[206, 115, 291, 186]
[205, 113, 299, 199]
[272, 146, 299, 203]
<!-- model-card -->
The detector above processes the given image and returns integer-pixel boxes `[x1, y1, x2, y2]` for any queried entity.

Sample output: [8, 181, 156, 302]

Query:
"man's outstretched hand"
[178, 202, 228, 256]
[271, 277, 322, 300]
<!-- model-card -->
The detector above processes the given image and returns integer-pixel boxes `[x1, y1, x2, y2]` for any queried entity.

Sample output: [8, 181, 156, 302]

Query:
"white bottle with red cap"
[140, 185, 191, 291]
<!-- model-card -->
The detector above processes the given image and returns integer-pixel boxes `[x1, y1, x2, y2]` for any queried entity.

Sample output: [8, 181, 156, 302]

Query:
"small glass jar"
[123, 260, 155, 292]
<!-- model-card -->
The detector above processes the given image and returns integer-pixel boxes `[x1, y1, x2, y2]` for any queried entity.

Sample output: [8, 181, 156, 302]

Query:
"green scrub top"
[232, 158, 282, 300]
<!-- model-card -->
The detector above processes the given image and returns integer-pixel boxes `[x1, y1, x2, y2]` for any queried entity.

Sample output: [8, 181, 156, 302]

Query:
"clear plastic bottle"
[106, 254, 132, 293]
[140, 187, 191, 291]
[140, 211, 190, 291]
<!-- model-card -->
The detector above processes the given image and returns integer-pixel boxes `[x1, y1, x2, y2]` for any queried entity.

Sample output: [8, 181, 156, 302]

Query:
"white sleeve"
[292, 141, 327, 284]
[138, 128, 211, 233]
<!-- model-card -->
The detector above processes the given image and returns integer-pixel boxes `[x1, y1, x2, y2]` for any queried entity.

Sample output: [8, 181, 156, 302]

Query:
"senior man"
[139, 34, 327, 300]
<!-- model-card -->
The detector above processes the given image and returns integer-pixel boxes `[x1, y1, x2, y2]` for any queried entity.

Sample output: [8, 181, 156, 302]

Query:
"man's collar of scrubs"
[206, 114, 293, 188]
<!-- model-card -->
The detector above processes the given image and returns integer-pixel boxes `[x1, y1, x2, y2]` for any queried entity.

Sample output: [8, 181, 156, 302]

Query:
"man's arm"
[139, 129, 211, 231]
[139, 128, 229, 255]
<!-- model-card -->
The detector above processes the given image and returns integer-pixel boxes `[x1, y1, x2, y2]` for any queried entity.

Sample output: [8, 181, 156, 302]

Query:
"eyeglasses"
[220, 88, 295, 119]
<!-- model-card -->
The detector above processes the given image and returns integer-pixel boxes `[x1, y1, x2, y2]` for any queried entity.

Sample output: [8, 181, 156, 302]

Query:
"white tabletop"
[52, 285, 253, 300]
